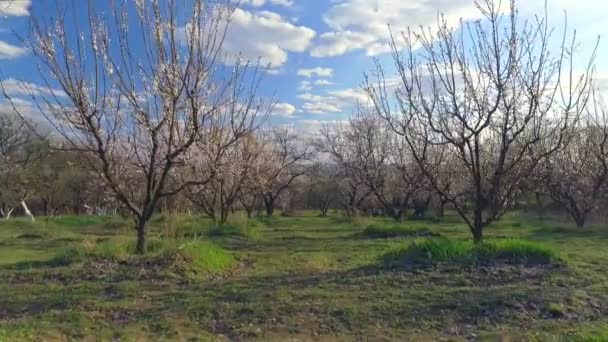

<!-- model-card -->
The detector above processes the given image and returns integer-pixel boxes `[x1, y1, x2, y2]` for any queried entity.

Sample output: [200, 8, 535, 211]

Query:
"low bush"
[382, 238, 560, 267]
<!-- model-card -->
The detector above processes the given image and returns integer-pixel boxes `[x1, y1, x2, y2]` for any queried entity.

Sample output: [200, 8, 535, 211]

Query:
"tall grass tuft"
[208, 213, 261, 239]
[383, 238, 560, 267]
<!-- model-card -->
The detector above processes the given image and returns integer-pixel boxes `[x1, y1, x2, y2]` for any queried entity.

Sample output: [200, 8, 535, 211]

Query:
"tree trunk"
[472, 209, 483, 243]
[135, 219, 147, 255]
[1, 208, 14, 220]
[535, 191, 544, 219]
[437, 199, 446, 218]
[262, 192, 274, 217]
[574, 215, 586, 229]
[21, 201, 35, 222]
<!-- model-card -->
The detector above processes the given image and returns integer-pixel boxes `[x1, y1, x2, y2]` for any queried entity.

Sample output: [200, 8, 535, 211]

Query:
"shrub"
[362, 224, 436, 239]
[382, 238, 560, 267]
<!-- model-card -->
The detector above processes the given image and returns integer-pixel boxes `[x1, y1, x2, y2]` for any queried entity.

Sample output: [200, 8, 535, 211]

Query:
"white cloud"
[0, 41, 28, 59]
[311, 0, 608, 58]
[298, 87, 368, 115]
[271, 102, 296, 117]
[294, 119, 346, 137]
[241, 0, 295, 7]
[298, 80, 312, 92]
[222, 9, 315, 68]
[297, 67, 334, 78]
[301, 102, 342, 114]
[0, 78, 66, 98]
[314, 79, 334, 86]
[310, 0, 487, 57]
[0, 0, 31, 16]
[0, 98, 44, 126]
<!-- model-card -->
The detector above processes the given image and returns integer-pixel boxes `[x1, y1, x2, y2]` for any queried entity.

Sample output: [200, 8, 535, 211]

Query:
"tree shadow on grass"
[526, 226, 608, 240]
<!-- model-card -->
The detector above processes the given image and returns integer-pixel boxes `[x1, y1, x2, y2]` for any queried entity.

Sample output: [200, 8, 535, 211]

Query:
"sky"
[0, 0, 606, 136]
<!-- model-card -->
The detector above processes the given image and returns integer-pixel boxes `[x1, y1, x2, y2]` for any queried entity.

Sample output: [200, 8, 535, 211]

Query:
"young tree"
[259, 128, 310, 216]
[317, 122, 372, 216]
[366, 0, 595, 241]
[0, 115, 42, 220]
[542, 88, 608, 227]
[186, 133, 265, 224]
[5, 0, 269, 254]
[306, 163, 341, 216]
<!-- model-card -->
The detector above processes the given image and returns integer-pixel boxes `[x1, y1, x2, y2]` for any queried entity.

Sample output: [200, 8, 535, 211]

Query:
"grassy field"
[1, 211, 608, 341]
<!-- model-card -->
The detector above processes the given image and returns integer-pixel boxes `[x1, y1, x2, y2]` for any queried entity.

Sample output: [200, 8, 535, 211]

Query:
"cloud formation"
[241, 0, 295, 8]
[222, 9, 315, 68]
[0, 41, 28, 59]
[271, 102, 297, 117]
[0, 0, 31, 16]
[311, 0, 483, 57]
[297, 67, 334, 78]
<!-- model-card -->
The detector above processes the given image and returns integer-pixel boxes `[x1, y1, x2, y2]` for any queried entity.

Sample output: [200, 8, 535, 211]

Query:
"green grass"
[47, 237, 235, 279]
[208, 223, 261, 240]
[0, 212, 607, 340]
[178, 241, 235, 275]
[361, 223, 435, 238]
[383, 238, 560, 267]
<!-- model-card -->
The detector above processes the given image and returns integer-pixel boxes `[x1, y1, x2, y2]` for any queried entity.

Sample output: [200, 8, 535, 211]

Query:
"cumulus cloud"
[298, 80, 312, 92]
[297, 67, 334, 78]
[221, 9, 315, 68]
[310, 0, 608, 58]
[0, 78, 66, 97]
[314, 79, 334, 86]
[298, 87, 368, 115]
[0, 1, 31, 59]
[0, 41, 28, 59]
[310, 0, 480, 57]
[0, 0, 31, 16]
[271, 102, 296, 117]
[241, 0, 295, 8]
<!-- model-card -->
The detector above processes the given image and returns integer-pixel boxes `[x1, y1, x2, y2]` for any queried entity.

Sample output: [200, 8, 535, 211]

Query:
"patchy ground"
[0, 212, 607, 341]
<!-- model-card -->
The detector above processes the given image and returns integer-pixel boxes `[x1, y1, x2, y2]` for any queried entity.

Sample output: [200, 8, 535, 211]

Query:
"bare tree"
[366, 0, 595, 241]
[317, 122, 372, 216]
[317, 110, 428, 220]
[4, 0, 269, 253]
[0, 115, 42, 220]
[260, 128, 310, 216]
[306, 163, 340, 216]
[543, 87, 608, 227]
[186, 133, 265, 224]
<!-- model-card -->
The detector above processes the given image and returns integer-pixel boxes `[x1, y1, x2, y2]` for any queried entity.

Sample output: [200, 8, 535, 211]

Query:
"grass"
[383, 237, 560, 267]
[47, 237, 236, 279]
[0, 212, 607, 340]
[361, 223, 436, 238]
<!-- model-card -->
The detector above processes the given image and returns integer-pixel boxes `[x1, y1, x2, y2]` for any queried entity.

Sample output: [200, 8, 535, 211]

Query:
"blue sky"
[0, 0, 606, 135]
